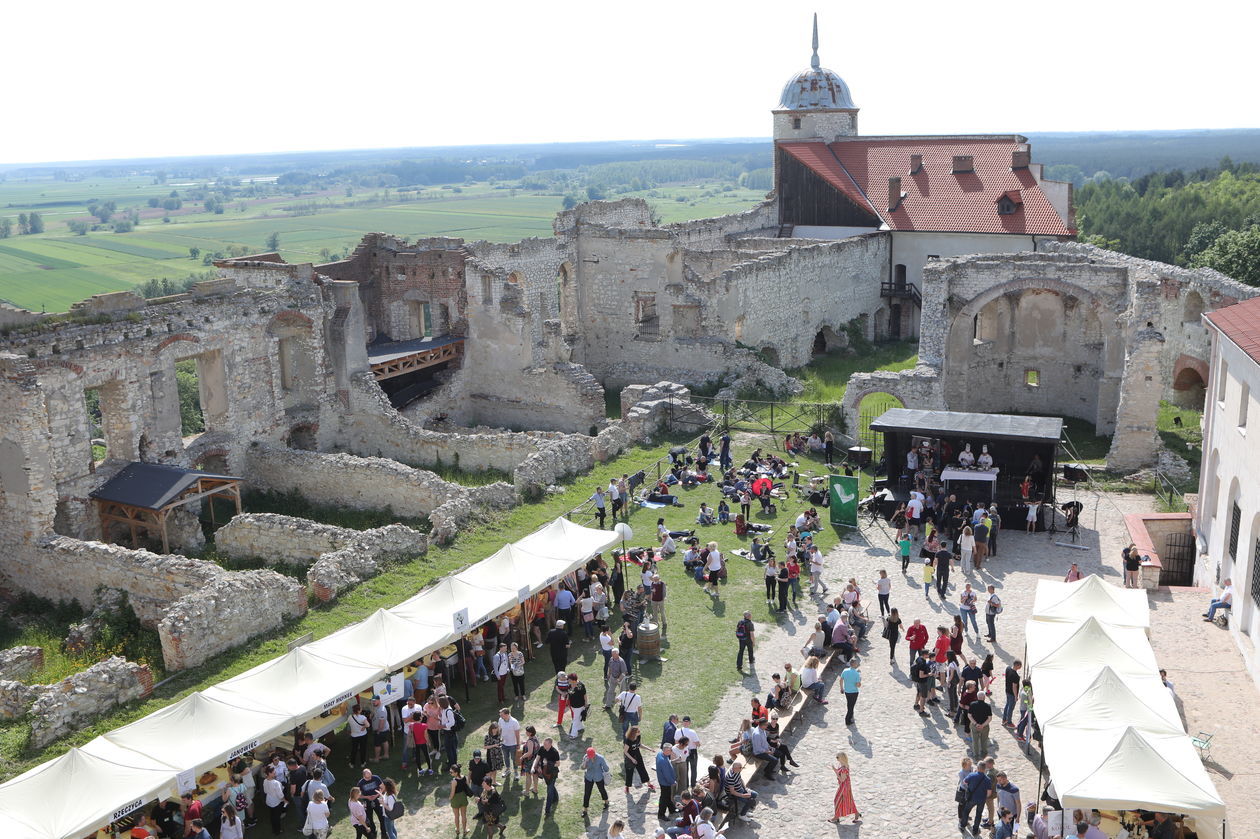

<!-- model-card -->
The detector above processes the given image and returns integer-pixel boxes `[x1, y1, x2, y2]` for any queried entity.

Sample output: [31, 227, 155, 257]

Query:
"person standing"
[987, 506, 1001, 556]
[828, 752, 860, 824]
[555, 586, 577, 633]
[348, 787, 373, 839]
[911, 649, 933, 717]
[1123, 543, 1142, 589]
[649, 573, 668, 636]
[841, 657, 862, 726]
[810, 546, 829, 595]
[536, 738, 561, 818]
[603, 649, 629, 709]
[735, 611, 756, 670]
[905, 618, 928, 670]
[608, 478, 622, 523]
[899, 533, 913, 574]
[776, 560, 791, 613]
[580, 747, 611, 816]
[262, 766, 285, 836]
[356, 768, 385, 838]
[882, 608, 902, 664]
[935, 548, 953, 598]
[1064, 562, 1083, 583]
[675, 716, 701, 787]
[622, 725, 655, 793]
[875, 569, 891, 616]
[985, 585, 1002, 642]
[959, 584, 980, 634]
[958, 526, 975, 574]
[492, 644, 510, 704]
[591, 486, 607, 528]
[497, 709, 521, 776]
[348, 704, 370, 769]
[567, 673, 588, 739]
[379, 778, 399, 839]
[823, 430, 835, 466]
[1001, 660, 1023, 727]
[546, 620, 570, 674]
[968, 693, 993, 760]
[446, 765, 470, 836]
[704, 542, 724, 598]
[972, 517, 989, 571]
[616, 682, 643, 736]
[922, 555, 935, 598]
[654, 745, 678, 819]
[507, 642, 526, 702]
[959, 765, 993, 835]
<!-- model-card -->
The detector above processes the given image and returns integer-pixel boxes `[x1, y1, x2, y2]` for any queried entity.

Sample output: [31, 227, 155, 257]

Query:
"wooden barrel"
[636, 621, 661, 658]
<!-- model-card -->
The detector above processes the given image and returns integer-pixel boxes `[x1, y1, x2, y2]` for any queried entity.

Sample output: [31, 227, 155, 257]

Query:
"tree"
[1182, 220, 1229, 259]
[88, 201, 115, 224]
[17, 213, 29, 235]
[174, 359, 205, 435]
[1191, 226, 1260, 286]
[26, 212, 43, 234]
[0, 218, 11, 239]
[264, 232, 280, 251]
[562, 194, 578, 210]
[68, 220, 90, 235]
[112, 219, 134, 233]
[188, 247, 200, 260]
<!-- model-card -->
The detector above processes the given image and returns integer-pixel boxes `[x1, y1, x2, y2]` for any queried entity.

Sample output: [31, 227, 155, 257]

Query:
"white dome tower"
[773, 14, 859, 141]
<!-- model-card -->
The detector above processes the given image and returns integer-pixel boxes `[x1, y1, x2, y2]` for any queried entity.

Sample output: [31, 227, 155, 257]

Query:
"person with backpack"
[379, 778, 401, 839]
[438, 695, 463, 771]
[985, 585, 1002, 642]
[735, 611, 756, 670]
[347, 704, 370, 768]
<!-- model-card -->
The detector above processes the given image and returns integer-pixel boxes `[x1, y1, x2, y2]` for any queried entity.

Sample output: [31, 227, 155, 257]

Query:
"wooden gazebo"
[90, 462, 243, 554]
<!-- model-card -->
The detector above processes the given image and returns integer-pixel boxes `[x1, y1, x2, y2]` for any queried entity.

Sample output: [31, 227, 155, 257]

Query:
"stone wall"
[839, 367, 947, 438]
[0, 646, 43, 682]
[26, 657, 153, 748]
[157, 569, 306, 671]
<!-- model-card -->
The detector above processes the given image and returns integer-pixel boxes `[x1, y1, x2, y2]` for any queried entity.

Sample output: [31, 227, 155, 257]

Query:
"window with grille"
[1229, 503, 1242, 560]
[1252, 538, 1260, 607]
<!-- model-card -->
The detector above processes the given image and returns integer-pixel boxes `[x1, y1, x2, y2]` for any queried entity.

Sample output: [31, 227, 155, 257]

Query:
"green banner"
[829, 474, 859, 528]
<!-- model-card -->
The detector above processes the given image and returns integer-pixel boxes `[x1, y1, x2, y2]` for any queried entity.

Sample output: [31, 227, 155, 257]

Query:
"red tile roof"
[1205, 296, 1260, 366]
[779, 137, 1074, 236]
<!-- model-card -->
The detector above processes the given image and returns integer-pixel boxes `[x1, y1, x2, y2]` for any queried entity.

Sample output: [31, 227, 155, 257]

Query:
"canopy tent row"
[1025, 575, 1226, 831]
[0, 516, 618, 839]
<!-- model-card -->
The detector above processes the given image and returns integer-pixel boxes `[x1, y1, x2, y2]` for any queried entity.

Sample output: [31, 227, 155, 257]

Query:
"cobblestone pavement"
[700, 493, 1255, 839]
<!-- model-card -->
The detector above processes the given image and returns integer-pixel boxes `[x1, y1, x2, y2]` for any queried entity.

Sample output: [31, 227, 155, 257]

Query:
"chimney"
[1012, 148, 1031, 169]
[909, 154, 923, 174]
[952, 155, 974, 173]
[888, 177, 904, 212]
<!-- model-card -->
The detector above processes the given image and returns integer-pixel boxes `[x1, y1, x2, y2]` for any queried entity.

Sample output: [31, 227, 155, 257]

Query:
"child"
[899, 534, 913, 574]
[923, 556, 935, 598]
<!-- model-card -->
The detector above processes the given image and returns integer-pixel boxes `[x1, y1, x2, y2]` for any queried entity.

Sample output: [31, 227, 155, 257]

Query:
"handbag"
[955, 786, 967, 804]
[386, 798, 405, 819]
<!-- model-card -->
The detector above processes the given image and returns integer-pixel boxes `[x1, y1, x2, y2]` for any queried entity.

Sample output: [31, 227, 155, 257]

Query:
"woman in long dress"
[829, 751, 861, 824]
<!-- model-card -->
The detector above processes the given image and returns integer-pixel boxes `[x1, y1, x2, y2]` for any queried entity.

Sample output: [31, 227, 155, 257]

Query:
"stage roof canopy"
[869, 408, 1063, 444]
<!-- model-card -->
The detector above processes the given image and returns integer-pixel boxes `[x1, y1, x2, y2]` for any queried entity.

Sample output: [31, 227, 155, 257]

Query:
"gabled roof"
[89, 462, 241, 511]
[779, 136, 1073, 236]
[1205, 295, 1260, 365]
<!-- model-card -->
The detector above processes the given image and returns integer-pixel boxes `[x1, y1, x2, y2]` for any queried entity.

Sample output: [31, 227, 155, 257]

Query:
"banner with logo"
[829, 474, 859, 528]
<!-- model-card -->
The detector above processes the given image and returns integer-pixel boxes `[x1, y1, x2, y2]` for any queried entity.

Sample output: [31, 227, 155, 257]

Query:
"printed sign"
[227, 738, 259, 762]
[112, 799, 145, 821]
[453, 607, 470, 634]
[829, 474, 859, 528]
[176, 769, 197, 795]
[373, 673, 406, 705]
[518, 585, 531, 603]
[322, 689, 355, 712]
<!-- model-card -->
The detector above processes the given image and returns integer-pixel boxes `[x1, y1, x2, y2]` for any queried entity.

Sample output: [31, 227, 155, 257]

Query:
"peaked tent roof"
[1049, 727, 1226, 817]
[1025, 617, 1157, 676]
[779, 136, 1074, 236]
[204, 647, 383, 722]
[390, 575, 518, 632]
[80, 692, 294, 772]
[89, 462, 242, 511]
[457, 542, 579, 600]
[1031, 574, 1150, 630]
[515, 516, 621, 559]
[1037, 666, 1182, 735]
[307, 608, 450, 674]
[0, 748, 175, 839]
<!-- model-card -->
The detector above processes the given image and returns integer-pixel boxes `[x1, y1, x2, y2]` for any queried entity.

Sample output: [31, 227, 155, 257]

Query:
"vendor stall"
[1031, 574, 1151, 632]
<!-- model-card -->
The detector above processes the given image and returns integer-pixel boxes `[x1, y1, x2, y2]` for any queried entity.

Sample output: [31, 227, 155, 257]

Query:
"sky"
[3, 0, 1257, 165]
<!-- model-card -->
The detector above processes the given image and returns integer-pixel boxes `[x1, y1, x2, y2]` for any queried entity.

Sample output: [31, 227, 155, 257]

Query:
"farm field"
[0, 179, 765, 311]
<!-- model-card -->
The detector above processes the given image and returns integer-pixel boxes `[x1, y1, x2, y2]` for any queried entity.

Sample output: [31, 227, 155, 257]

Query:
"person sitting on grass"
[697, 503, 716, 526]
[718, 499, 731, 524]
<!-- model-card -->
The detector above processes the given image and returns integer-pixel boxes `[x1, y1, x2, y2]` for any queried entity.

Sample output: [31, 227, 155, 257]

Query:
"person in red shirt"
[785, 557, 802, 607]
[180, 793, 202, 838]
[904, 619, 929, 670]
[933, 626, 952, 692]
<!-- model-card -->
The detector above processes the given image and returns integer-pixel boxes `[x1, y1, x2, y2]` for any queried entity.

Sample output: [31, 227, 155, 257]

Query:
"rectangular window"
[1218, 361, 1229, 404]
[1024, 369, 1040, 387]
[481, 275, 493, 304]
[1240, 383, 1250, 430]
[792, 117, 801, 130]
[1230, 502, 1242, 561]
[1252, 538, 1260, 607]
[634, 292, 657, 324]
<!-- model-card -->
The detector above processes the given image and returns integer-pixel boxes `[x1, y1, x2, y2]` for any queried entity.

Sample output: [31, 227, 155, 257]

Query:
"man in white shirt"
[616, 682, 644, 736]
[704, 543, 723, 598]
[905, 495, 924, 540]
[809, 547, 828, 595]
[497, 708, 522, 776]
[1204, 578, 1234, 622]
[675, 716, 701, 786]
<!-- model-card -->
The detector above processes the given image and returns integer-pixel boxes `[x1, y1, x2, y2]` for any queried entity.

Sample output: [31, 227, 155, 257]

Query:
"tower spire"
[810, 13, 820, 70]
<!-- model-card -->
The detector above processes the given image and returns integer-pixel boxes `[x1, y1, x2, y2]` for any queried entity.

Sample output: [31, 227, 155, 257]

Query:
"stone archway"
[1172, 353, 1208, 410]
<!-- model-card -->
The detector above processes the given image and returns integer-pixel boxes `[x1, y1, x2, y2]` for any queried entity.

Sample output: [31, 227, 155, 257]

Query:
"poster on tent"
[829, 475, 859, 528]
[373, 673, 406, 704]
[176, 769, 197, 795]
[453, 607, 470, 635]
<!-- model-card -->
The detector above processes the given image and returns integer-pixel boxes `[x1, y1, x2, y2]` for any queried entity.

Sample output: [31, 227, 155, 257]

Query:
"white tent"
[1025, 617, 1158, 677]
[1035, 666, 1181, 736]
[390, 575, 518, 635]
[1047, 726, 1226, 818]
[457, 542, 579, 600]
[0, 748, 175, 839]
[306, 608, 449, 674]
[81, 691, 295, 771]
[515, 516, 620, 559]
[1031, 575, 1150, 630]
[205, 646, 384, 721]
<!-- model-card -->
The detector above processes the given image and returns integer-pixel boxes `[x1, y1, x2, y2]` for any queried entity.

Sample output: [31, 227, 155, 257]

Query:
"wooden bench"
[709, 645, 847, 830]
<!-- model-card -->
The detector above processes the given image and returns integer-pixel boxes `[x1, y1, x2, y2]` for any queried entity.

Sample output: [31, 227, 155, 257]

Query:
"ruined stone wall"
[214, 512, 372, 563]
[663, 200, 778, 250]
[466, 236, 570, 351]
[0, 657, 154, 747]
[0, 646, 43, 681]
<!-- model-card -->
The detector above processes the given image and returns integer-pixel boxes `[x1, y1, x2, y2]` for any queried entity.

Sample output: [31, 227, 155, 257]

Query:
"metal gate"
[1160, 530, 1197, 587]
[688, 397, 845, 438]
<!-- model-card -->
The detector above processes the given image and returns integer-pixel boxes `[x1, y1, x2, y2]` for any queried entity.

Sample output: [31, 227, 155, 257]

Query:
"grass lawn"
[0, 428, 860, 839]
[787, 340, 918, 404]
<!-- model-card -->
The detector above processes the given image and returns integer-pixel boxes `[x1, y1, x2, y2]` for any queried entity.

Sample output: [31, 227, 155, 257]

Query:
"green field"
[0, 177, 766, 311]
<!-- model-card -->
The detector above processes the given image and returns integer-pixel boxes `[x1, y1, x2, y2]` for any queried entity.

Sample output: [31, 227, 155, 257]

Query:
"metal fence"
[688, 396, 850, 441]
[564, 430, 709, 529]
